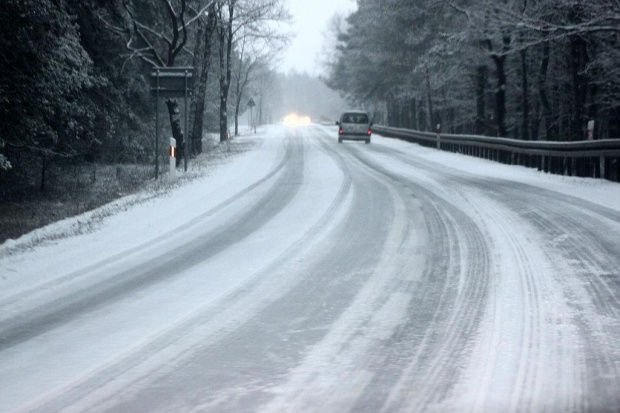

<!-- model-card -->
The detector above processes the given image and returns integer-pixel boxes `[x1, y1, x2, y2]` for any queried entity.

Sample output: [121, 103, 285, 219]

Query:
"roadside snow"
[0, 127, 282, 300]
[372, 131, 620, 213]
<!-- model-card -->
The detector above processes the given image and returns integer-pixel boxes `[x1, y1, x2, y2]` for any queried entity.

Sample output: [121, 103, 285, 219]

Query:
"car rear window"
[342, 114, 369, 124]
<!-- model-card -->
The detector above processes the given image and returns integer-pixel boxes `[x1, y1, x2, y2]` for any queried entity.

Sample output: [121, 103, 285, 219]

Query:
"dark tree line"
[0, 0, 287, 198]
[325, 0, 620, 141]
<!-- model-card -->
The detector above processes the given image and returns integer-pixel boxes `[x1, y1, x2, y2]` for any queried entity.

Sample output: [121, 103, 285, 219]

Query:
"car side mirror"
[369, 122, 374, 127]
[335, 121, 340, 126]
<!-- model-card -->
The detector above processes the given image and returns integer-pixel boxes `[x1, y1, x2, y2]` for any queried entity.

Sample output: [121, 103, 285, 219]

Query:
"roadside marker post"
[169, 137, 177, 181]
[436, 123, 441, 150]
[150, 67, 194, 179]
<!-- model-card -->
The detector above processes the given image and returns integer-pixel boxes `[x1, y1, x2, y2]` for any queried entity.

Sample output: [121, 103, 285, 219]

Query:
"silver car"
[336, 111, 372, 144]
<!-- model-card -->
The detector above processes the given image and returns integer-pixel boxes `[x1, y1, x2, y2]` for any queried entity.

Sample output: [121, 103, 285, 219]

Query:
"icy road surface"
[1, 125, 620, 412]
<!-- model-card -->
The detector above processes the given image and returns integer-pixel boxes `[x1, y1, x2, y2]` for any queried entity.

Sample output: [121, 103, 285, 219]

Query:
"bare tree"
[232, 33, 257, 136]
[188, 3, 218, 155]
[101, 0, 216, 161]
[215, 0, 289, 142]
[231, 26, 285, 135]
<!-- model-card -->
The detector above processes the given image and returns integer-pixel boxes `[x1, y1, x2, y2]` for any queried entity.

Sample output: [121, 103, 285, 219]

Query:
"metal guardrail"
[373, 125, 620, 182]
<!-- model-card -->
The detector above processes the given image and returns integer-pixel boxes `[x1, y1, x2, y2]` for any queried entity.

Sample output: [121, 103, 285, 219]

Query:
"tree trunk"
[219, 90, 229, 141]
[40, 154, 47, 192]
[396, 99, 403, 127]
[538, 41, 555, 140]
[190, 7, 217, 154]
[425, 70, 434, 132]
[569, 34, 588, 140]
[492, 54, 507, 137]
[218, 25, 227, 141]
[411, 98, 418, 130]
[234, 99, 241, 136]
[218, 2, 235, 143]
[386, 98, 394, 126]
[188, 22, 204, 156]
[476, 66, 486, 135]
[165, 99, 184, 166]
[521, 48, 530, 140]
[532, 96, 541, 140]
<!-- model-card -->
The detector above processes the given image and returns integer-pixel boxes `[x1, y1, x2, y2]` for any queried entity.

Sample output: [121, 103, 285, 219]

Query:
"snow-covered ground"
[372, 130, 620, 213]
[1, 124, 619, 412]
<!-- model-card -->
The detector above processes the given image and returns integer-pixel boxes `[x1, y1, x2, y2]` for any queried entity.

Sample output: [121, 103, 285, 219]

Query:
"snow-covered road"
[1, 125, 620, 412]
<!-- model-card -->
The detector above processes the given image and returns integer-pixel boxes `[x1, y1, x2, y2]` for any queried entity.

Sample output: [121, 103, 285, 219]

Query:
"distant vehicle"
[336, 111, 372, 144]
[283, 113, 311, 127]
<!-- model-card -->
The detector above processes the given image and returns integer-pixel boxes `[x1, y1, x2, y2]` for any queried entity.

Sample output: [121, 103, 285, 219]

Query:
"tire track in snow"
[23, 128, 356, 413]
[478, 187, 620, 411]
[257, 133, 423, 412]
[366, 140, 620, 410]
[341, 145, 492, 411]
[0, 138, 285, 312]
[367, 144, 583, 410]
[461, 194, 584, 412]
[0, 137, 305, 352]
[110, 127, 413, 412]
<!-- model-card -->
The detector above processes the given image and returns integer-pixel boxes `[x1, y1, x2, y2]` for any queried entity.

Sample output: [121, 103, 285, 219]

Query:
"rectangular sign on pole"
[151, 67, 194, 177]
[150, 67, 194, 98]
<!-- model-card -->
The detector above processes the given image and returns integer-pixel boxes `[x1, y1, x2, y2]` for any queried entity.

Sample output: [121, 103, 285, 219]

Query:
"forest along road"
[1, 124, 620, 412]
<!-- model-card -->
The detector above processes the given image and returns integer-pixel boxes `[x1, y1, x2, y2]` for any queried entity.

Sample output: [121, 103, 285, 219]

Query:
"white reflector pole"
[169, 137, 177, 181]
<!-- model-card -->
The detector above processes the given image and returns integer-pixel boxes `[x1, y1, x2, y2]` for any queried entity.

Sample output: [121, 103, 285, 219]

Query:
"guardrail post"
[600, 156, 606, 180]
[571, 157, 577, 176]
[436, 124, 441, 150]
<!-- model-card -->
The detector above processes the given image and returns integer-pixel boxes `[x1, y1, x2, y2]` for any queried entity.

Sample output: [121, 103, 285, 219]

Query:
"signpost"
[150, 67, 194, 176]
[247, 98, 256, 134]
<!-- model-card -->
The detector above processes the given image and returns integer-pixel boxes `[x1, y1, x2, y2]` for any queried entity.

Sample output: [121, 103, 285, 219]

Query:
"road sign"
[150, 67, 194, 97]
[151, 67, 194, 177]
[247, 98, 257, 133]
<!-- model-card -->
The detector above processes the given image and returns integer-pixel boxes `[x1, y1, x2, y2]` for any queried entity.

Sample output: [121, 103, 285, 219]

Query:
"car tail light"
[339, 128, 344, 134]
[367, 129, 372, 135]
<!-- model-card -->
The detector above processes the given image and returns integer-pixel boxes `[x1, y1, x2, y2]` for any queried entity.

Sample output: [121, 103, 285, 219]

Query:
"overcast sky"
[280, 0, 356, 76]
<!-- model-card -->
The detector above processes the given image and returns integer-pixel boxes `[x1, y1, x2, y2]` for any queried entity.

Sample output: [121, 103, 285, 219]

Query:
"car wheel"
[338, 138, 342, 143]
[365, 139, 371, 144]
